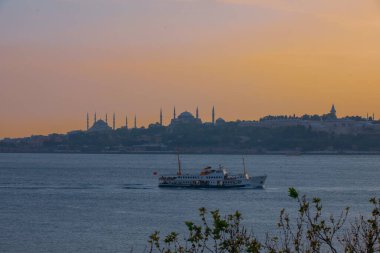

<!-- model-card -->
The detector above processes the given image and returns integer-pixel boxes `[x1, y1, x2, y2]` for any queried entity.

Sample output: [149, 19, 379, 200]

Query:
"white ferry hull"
[159, 175, 267, 189]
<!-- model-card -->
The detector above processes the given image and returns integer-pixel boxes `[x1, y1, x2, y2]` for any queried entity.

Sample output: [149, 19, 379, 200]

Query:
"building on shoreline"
[255, 105, 380, 134]
[2, 105, 380, 147]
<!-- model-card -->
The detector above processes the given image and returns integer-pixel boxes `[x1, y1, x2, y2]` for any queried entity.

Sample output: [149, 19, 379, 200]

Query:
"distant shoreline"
[1, 151, 380, 155]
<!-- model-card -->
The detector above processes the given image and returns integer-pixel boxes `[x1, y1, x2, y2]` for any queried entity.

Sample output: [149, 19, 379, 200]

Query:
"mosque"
[85, 106, 220, 132]
[169, 106, 215, 127]
[86, 113, 116, 132]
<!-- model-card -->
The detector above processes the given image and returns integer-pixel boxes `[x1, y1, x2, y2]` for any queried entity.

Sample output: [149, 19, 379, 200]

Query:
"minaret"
[212, 106, 215, 125]
[105, 113, 108, 125]
[94, 112, 97, 124]
[134, 115, 137, 129]
[125, 115, 128, 129]
[173, 107, 176, 120]
[196, 107, 199, 119]
[86, 113, 89, 130]
[160, 108, 163, 126]
[113, 113, 116, 130]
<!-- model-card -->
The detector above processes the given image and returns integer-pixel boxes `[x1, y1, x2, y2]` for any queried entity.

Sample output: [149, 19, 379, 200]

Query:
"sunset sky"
[1, 0, 380, 138]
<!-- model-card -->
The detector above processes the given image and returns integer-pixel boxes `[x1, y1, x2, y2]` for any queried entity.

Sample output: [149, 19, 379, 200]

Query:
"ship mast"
[177, 153, 182, 176]
[242, 156, 247, 176]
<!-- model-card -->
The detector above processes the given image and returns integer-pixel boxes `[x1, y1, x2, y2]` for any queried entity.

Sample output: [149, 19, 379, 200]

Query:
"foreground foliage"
[148, 188, 380, 253]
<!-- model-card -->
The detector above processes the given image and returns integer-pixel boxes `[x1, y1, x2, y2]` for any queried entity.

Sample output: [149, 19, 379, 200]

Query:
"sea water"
[0, 153, 379, 252]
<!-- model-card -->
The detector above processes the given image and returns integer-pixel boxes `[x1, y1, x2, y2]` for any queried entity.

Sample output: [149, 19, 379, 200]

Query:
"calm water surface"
[0, 154, 379, 252]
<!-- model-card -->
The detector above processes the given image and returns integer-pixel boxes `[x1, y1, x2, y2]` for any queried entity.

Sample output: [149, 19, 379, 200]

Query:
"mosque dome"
[87, 119, 112, 132]
[216, 118, 225, 123]
[215, 118, 226, 126]
[178, 111, 195, 119]
[170, 110, 202, 127]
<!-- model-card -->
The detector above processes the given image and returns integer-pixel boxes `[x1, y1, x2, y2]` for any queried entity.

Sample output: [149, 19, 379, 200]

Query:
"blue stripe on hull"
[159, 184, 264, 189]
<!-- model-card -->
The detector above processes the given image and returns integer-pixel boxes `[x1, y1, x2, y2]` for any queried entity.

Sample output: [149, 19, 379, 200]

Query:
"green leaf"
[288, 187, 299, 199]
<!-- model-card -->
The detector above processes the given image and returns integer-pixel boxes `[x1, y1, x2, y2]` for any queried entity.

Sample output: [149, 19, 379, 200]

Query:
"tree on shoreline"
[148, 188, 379, 253]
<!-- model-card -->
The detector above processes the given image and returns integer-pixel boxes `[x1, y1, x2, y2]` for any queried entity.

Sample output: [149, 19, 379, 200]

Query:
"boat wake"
[0, 185, 101, 190]
[122, 184, 153, 190]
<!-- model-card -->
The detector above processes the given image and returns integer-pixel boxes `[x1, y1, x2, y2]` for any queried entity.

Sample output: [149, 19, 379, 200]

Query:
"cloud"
[219, 0, 380, 31]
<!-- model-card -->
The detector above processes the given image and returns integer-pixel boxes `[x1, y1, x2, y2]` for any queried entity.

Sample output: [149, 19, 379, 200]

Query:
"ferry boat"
[158, 156, 267, 189]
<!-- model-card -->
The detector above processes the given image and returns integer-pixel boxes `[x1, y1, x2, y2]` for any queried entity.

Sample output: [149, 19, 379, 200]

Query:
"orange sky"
[1, 0, 380, 138]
